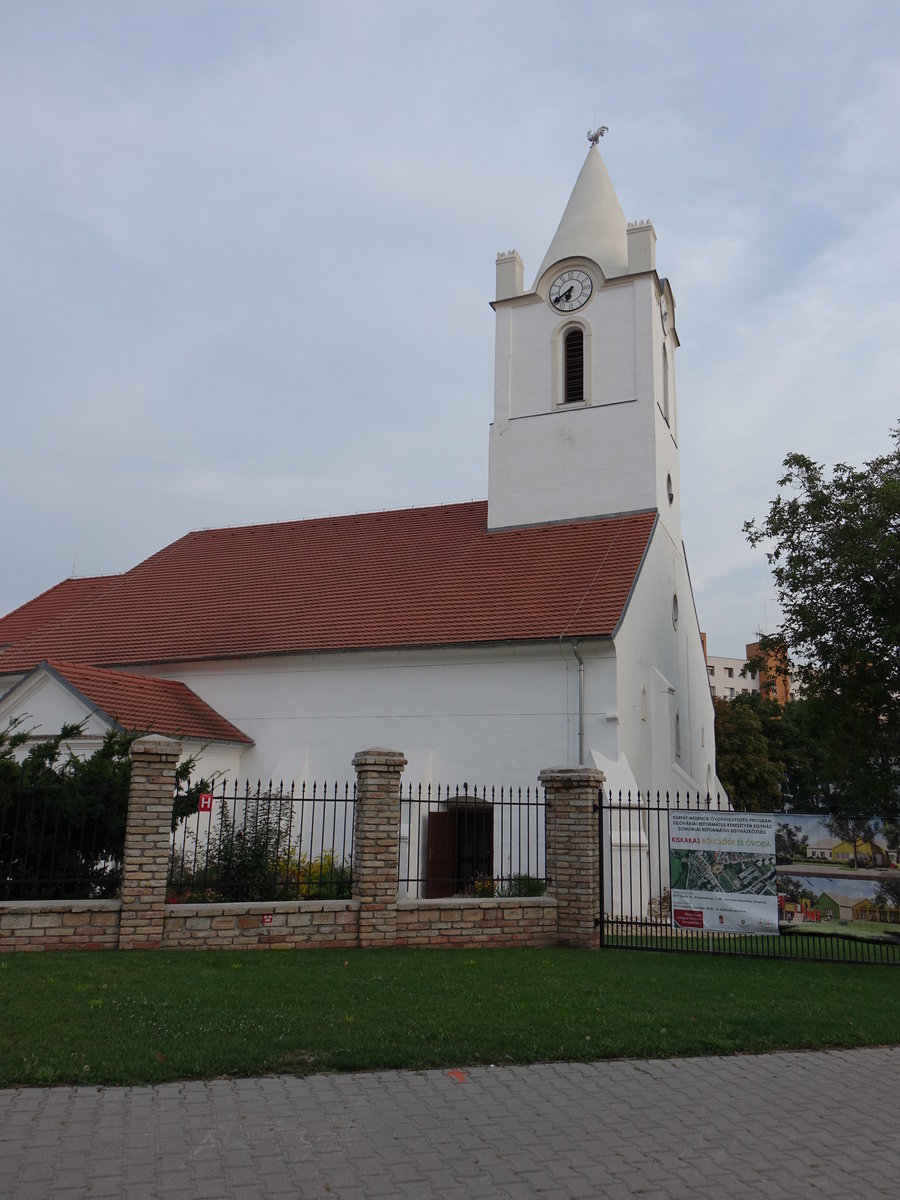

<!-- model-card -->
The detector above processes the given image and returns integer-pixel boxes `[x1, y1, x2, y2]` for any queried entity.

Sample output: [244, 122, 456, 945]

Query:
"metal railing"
[399, 782, 546, 899]
[168, 779, 355, 903]
[0, 776, 124, 901]
[600, 791, 900, 965]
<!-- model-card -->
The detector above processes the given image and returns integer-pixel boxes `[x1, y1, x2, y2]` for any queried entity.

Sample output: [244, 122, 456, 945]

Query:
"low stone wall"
[162, 901, 361, 950]
[1, 742, 601, 953]
[396, 896, 558, 947]
[0, 901, 121, 952]
[1, 896, 558, 952]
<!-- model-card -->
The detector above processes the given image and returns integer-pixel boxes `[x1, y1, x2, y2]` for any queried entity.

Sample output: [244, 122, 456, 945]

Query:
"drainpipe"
[571, 640, 585, 766]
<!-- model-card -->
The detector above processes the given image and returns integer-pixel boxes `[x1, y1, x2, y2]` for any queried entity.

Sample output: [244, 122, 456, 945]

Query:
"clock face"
[549, 269, 593, 312]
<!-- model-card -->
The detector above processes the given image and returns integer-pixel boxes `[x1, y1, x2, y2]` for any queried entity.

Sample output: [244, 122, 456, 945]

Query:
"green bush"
[498, 874, 546, 897]
[295, 850, 353, 900]
[1, 720, 207, 901]
[470, 874, 546, 898]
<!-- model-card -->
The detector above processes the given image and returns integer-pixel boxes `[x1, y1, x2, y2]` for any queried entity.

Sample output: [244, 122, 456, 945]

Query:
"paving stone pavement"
[1, 1046, 898, 1199]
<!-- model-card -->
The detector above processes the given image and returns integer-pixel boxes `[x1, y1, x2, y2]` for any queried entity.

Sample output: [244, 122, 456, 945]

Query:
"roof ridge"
[179, 498, 490, 540]
[0, 574, 116, 619]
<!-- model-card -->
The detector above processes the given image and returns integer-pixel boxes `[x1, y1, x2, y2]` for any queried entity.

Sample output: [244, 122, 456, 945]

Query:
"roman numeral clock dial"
[549, 269, 593, 312]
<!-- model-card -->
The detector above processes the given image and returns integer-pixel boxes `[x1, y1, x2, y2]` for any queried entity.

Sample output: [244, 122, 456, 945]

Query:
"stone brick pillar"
[540, 765, 605, 949]
[352, 747, 406, 948]
[119, 735, 181, 950]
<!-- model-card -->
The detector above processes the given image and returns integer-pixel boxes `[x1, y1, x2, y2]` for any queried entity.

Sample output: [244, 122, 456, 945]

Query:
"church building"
[0, 137, 720, 800]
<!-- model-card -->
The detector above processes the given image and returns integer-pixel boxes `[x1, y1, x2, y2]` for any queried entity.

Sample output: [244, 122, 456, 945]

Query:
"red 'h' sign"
[198, 793, 213, 813]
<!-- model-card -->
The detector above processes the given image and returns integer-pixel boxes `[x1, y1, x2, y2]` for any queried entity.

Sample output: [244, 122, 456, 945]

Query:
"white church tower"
[487, 132, 681, 543]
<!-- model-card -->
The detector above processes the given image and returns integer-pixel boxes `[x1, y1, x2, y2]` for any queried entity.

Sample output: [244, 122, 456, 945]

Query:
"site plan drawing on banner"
[669, 810, 778, 934]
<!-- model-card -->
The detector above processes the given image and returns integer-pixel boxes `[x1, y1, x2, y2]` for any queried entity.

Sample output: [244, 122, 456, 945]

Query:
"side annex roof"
[8, 660, 252, 745]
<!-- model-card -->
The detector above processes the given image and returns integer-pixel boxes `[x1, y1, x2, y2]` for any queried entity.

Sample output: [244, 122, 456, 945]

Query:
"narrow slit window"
[662, 344, 670, 423]
[563, 328, 584, 403]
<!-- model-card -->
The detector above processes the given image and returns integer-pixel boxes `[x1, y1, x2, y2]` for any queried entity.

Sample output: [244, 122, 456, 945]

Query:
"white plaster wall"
[488, 400, 657, 528]
[182, 743, 246, 784]
[646, 283, 683, 549]
[498, 278, 638, 421]
[488, 272, 681, 533]
[0, 673, 111, 745]
[610, 524, 717, 800]
[137, 642, 620, 791]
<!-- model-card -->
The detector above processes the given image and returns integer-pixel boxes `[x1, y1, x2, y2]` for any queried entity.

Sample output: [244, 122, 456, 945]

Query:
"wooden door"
[425, 811, 457, 898]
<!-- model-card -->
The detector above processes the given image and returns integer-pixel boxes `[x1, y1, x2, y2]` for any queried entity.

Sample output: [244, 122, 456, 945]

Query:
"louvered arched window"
[563, 327, 584, 404]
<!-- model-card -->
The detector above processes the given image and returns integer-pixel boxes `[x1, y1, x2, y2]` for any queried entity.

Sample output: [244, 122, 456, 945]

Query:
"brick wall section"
[395, 897, 558, 947]
[118, 735, 182, 950]
[352, 747, 405, 948]
[0, 901, 121, 952]
[540, 766, 605, 949]
[162, 901, 360, 949]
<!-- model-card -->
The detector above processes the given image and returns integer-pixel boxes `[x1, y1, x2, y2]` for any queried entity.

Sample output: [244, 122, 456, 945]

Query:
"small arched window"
[563, 327, 584, 404]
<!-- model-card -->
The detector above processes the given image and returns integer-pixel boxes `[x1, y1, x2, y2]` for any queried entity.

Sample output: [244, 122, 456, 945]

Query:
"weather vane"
[587, 126, 608, 145]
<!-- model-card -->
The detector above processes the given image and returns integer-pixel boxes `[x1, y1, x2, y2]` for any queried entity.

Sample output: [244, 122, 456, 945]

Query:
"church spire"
[533, 139, 629, 285]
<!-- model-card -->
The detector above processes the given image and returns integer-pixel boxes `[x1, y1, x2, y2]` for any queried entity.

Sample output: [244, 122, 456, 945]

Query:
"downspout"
[571, 640, 585, 767]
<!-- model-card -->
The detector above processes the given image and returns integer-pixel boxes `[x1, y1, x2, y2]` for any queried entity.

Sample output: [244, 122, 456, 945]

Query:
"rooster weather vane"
[587, 126, 608, 145]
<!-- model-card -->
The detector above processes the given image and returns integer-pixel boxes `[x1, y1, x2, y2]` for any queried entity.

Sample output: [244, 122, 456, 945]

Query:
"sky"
[2, 0, 899, 656]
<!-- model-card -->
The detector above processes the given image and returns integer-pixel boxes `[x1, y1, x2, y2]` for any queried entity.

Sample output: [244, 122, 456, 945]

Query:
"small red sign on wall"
[673, 908, 704, 929]
[198, 793, 213, 813]
[261, 914, 273, 925]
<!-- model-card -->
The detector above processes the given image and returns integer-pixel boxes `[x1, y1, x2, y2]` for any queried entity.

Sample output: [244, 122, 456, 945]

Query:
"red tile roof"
[0, 576, 119, 648]
[40, 661, 252, 744]
[0, 502, 656, 673]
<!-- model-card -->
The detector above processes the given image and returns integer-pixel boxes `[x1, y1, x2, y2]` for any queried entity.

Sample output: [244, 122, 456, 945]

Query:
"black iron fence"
[601, 791, 900, 966]
[167, 779, 355, 903]
[399, 782, 545, 899]
[0, 776, 124, 901]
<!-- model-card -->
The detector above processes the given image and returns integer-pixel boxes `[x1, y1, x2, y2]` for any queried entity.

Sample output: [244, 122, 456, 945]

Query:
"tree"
[775, 821, 808, 863]
[744, 427, 900, 812]
[823, 814, 878, 869]
[0, 719, 206, 899]
[727, 692, 828, 807]
[881, 820, 900, 856]
[873, 877, 900, 916]
[773, 696, 836, 809]
[777, 875, 817, 907]
[712, 697, 785, 810]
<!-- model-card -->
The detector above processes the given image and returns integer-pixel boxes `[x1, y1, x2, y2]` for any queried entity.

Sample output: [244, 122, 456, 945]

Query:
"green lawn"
[1, 947, 897, 1088]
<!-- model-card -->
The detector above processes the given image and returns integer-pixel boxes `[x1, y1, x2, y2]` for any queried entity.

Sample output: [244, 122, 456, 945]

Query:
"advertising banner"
[669, 810, 778, 935]
[773, 814, 899, 931]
